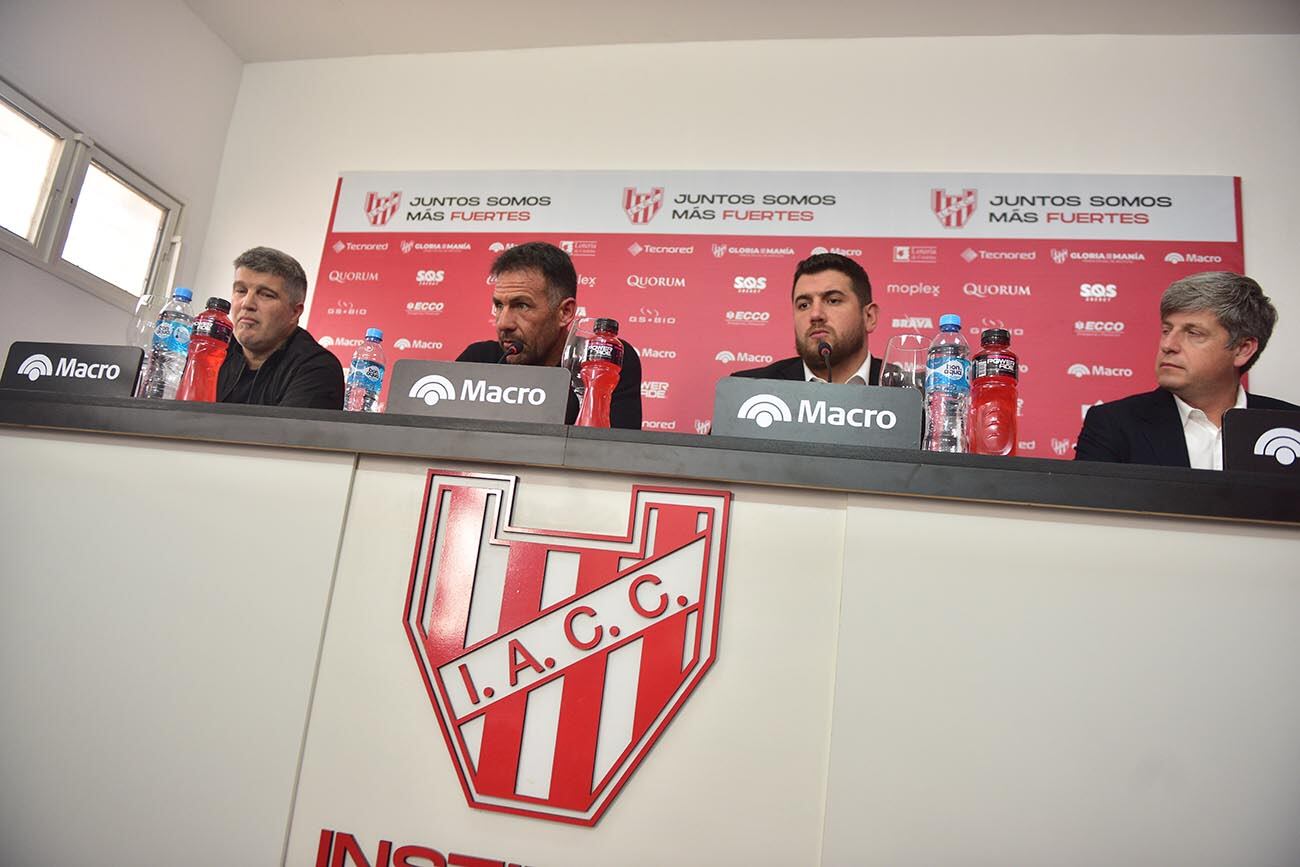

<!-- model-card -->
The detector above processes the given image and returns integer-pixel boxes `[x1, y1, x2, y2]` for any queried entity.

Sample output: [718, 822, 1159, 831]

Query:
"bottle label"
[348, 359, 385, 391]
[193, 317, 233, 344]
[152, 315, 192, 356]
[973, 355, 1018, 382]
[582, 338, 623, 367]
[925, 355, 970, 394]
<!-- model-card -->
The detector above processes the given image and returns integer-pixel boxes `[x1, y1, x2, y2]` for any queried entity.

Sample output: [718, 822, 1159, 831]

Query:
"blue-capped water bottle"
[136, 287, 194, 399]
[923, 313, 971, 452]
[344, 327, 387, 412]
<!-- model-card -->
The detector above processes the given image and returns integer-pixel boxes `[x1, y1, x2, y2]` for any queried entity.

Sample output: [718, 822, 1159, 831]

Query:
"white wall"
[195, 34, 1300, 399]
[0, 0, 242, 353]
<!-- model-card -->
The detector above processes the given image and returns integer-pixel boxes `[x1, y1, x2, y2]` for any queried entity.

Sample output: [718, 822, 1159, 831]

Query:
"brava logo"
[404, 472, 731, 824]
[737, 393, 898, 430]
[18, 353, 122, 382]
[409, 375, 547, 407]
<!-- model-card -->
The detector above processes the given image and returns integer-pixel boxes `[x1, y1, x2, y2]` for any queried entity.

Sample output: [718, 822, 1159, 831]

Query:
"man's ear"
[557, 296, 577, 329]
[862, 301, 880, 334]
[1232, 336, 1259, 371]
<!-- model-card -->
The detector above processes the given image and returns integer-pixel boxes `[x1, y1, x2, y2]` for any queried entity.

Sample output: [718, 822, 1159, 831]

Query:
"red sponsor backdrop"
[309, 175, 1242, 458]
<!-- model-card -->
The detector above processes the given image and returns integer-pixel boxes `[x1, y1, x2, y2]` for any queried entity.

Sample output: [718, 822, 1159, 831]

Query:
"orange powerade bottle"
[574, 318, 624, 428]
[175, 297, 234, 402]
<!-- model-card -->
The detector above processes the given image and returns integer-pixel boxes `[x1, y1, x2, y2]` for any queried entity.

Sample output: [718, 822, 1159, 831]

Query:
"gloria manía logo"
[404, 472, 731, 825]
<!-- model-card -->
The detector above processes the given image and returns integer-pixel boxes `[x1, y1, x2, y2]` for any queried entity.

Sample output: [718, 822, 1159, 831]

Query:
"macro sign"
[403, 472, 732, 825]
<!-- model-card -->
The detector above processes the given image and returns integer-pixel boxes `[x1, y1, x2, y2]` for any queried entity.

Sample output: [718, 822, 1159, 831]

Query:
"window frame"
[0, 77, 184, 313]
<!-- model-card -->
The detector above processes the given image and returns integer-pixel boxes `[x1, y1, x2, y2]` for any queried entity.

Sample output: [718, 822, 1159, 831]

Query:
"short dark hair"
[490, 242, 578, 306]
[791, 253, 872, 306]
[1160, 271, 1278, 372]
[233, 246, 308, 305]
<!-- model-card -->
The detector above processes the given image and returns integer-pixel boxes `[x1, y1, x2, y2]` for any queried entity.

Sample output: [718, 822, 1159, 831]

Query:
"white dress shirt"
[1172, 385, 1246, 471]
[802, 355, 873, 385]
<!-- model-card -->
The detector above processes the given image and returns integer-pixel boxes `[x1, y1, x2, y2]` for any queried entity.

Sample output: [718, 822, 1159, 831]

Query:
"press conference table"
[1, 390, 1297, 867]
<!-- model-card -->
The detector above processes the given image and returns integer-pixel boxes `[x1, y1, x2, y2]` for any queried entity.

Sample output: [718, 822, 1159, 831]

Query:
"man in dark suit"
[456, 241, 642, 429]
[731, 252, 882, 385]
[1075, 271, 1297, 469]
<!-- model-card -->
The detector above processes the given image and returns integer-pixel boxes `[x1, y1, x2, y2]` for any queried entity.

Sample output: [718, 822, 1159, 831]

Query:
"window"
[0, 77, 183, 310]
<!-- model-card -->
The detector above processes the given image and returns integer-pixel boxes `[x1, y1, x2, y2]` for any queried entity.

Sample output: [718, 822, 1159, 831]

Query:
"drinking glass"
[879, 334, 927, 390]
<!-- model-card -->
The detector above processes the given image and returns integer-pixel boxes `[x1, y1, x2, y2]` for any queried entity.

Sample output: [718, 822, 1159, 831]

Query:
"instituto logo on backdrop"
[404, 472, 731, 825]
[364, 191, 402, 226]
[623, 186, 665, 224]
[932, 188, 977, 228]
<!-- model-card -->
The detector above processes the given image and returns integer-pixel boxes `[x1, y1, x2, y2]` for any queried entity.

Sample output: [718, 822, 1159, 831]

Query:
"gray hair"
[233, 246, 309, 306]
[1160, 271, 1277, 372]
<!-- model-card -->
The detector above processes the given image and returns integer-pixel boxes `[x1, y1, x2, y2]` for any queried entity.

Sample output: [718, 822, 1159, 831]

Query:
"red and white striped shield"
[931, 187, 977, 229]
[364, 191, 402, 226]
[622, 187, 665, 225]
[404, 471, 731, 825]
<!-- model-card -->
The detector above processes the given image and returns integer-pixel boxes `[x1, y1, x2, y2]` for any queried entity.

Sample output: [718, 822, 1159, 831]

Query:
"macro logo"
[810, 246, 829, 255]
[623, 186, 665, 225]
[1052, 437, 1073, 456]
[331, 240, 346, 254]
[489, 242, 507, 253]
[417, 269, 446, 286]
[725, 310, 771, 325]
[364, 191, 401, 226]
[932, 188, 977, 229]
[715, 351, 736, 364]
[394, 338, 412, 351]
[1068, 363, 1133, 379]
[1051, 248, 1068, 264]
[639, 348, 677, 360]
[409, 374, 457, 405]
[1165, 252, 1223, 265]
[737, 394, 793, 429]
[319, 336, 335, 348]
[712, 244, 728, 259]
[1254, 427, 1300, 467]
[714, 350, 773, 365]
[17, 354, 53, 381]
[404, 472, 731, 824]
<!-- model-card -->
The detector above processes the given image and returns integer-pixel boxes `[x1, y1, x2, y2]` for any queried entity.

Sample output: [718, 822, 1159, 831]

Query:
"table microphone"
[817, 340, 833, 383]
[500, 340, 523, 362]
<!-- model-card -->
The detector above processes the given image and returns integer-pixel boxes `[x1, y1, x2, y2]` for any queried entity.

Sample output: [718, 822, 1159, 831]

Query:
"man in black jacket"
[1075, 271, 1297, 469]
[731, 252, 882, 385]
[456, 242, 642, 429]
[216, 247, 344, 410]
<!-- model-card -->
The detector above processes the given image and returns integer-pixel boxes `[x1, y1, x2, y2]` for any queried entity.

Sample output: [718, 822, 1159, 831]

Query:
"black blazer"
[731, 355, 883, 384]
[456, 339, 643, 430]
[1074, 387, 1299, 467]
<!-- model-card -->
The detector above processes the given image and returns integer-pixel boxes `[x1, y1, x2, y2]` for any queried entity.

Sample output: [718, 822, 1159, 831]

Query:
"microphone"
[500, 340, 523, 362]
[817, 340, 832, 383]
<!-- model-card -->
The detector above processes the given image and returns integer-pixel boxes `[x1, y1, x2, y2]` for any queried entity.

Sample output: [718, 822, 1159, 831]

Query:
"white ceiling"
[183, 0, 1300, 63]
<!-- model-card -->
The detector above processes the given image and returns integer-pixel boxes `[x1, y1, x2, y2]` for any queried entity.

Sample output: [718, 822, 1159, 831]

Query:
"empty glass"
[879, 333, 927, 390]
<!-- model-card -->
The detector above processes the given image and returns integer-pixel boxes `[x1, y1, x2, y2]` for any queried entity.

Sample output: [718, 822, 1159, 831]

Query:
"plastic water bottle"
[344, 328, 387, 412]
[923, 313, 971, 452]
[175, 297, 233, 403]
[971, 328, 1020, 456]
[575, 318, 623, 428]
[136, 287, 194, 399]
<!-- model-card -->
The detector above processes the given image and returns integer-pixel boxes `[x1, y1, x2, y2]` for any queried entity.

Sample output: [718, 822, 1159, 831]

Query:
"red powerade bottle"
[970, 328, 1019, 456]
[175, 297, 234, 402]
[574, 318, 624, 428]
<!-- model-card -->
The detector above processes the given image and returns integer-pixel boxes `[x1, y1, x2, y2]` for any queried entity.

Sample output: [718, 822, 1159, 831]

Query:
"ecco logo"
[1075, 320, 1125, 335]
[726, 310, 770, 324]
[733, 276, 767, 292]
[17, 354, 53, 381]
[1068, 363, 1133, 378]
[737, 393, 898, 430]
[416, 269, 445, 285]
[17, 354, 121, 382]
[406, 301, 446, 314]
[1080, 283, 1118, 301]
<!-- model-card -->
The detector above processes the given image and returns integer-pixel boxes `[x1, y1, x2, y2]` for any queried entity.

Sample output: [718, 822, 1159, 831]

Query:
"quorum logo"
[404, 472, 731, 825]
[1254, 428, 1300, 467]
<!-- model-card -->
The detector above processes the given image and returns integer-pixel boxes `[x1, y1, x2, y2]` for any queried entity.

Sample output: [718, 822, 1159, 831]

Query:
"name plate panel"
[712, 377, 922, 448]
[3, 342, 142, 398]
[388, 360, 570, 424]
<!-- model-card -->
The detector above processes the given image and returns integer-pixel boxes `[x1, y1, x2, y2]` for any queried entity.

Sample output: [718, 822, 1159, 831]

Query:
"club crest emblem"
[404, 472, 731, 825]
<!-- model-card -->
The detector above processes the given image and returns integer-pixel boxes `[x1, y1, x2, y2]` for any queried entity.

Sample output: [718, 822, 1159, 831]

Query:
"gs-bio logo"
[1080, 282, 1118, 302]
[406, 471, 731, 825]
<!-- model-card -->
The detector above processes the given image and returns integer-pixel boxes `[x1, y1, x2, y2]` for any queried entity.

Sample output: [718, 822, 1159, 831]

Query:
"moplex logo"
[405, 472, 731, 825]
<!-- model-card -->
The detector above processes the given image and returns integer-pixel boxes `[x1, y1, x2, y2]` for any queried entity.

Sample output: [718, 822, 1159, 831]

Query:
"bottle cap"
[173, 287, 193, 302]
[365, 327, 383, 341]
[981, 328, 1011, 346]
[206, 297, 231, 313]
[593, 318, 619, 335]
[939, 313, 961, 329]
